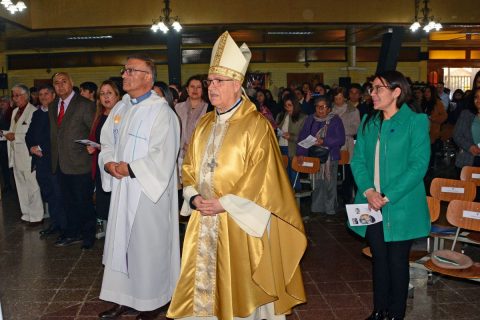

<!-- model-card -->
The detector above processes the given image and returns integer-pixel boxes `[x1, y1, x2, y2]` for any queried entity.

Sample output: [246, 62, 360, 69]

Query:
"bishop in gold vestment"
[167, 31, 306, 320]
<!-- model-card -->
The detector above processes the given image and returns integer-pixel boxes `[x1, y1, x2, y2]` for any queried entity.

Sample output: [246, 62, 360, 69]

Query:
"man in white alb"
[97, 54, 181, 320]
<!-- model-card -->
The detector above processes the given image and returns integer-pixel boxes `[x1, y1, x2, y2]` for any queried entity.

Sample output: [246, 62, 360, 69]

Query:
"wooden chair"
[281, 155, 289, 169]
[337, 150, 349, 184]
[429, 178, 477, 250]
[424, 200, 480, 281]
[430, 178, 476, 202]
[460, 166, 480, 243]
[291, 156, 320, 208]
[362, 196, 441, 262]
[460, 166, 480, 187]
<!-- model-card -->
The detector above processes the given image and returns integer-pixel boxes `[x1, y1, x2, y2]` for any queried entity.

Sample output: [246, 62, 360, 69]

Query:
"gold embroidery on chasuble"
[193, 117, 229, 316]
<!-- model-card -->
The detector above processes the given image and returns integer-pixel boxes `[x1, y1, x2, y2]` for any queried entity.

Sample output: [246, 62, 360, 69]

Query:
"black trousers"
[36, 163, 66, 231]
[366, 222, 413, 318]
[341, 164, 356, 203]
[0, 141, 11, 189]
[58, 168, 95, 243]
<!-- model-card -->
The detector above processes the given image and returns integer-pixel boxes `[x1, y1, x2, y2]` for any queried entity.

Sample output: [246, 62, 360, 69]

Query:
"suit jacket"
[25, 108, 51, 172]
[6, 103, 37, 171]
[48, 93, 95, 174]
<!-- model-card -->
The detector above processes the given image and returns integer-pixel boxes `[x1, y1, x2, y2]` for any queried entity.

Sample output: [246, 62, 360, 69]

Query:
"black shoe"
[99, 304, 136, 319]
[54, 237, 82, 247]
[366, 310, 389, 320]
[81, 240, 94, 250]
[40, 226, 59, 236]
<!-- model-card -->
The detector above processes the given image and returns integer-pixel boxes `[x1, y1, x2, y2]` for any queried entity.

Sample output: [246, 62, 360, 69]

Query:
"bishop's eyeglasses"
[203, 79, 234, 87]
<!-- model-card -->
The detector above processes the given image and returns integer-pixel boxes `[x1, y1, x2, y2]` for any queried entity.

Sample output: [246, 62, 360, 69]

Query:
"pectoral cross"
[207, 158, 217, 172]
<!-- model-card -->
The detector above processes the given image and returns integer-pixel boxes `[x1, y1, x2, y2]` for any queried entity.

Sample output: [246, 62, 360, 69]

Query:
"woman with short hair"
[349, 71, 431, 320]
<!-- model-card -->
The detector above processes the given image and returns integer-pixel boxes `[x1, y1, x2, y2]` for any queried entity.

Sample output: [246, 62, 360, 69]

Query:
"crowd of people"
[0, 29, 479, 320]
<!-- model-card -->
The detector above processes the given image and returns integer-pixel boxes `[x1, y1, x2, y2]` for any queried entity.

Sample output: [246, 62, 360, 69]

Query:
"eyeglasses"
[203, 79, 234, 87]
[368, 85, 391, 95]
[99, 92, 115, 97]
[316, 105, 329, 110]
[121, 67, 150, 76]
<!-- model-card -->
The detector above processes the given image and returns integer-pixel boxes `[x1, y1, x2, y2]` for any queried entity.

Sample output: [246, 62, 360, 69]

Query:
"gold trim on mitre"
[209, 31, 251, 82]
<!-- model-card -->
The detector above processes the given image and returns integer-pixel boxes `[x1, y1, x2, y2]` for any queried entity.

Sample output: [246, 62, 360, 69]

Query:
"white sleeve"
[180, 185, 198, 217]
[219, 194, 270, 237]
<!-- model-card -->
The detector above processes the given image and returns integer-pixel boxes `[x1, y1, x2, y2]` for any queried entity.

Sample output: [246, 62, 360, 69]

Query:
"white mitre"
[208, 31, 252, 83]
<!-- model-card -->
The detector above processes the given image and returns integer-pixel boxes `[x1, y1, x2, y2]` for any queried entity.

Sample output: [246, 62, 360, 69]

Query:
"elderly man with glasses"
[97, 54, 181, 320]
[167, 31, 307, 320]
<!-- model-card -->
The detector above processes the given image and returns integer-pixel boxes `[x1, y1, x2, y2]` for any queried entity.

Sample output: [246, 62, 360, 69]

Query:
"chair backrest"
[338, 150, 349, 165]
[446, 200, 480, 232]
[291, 156, 320, 174]
[430, 178, 476, 202]
[460, 166, 480, 186]
[427, 196, 441, 222]
[281, 155, 289, 169]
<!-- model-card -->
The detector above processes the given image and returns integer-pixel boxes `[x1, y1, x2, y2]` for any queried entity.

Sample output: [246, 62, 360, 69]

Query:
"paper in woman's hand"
[297, 135, 318, 149]
[346, 204, 382, 226]
[75, 139, 100, 149]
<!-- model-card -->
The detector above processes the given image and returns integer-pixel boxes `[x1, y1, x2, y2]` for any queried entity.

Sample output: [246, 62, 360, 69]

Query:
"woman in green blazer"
[349, 71, 430, 320]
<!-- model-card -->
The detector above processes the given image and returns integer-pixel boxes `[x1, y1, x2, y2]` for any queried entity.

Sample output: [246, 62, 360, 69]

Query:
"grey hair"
[12, 84, 30, 97]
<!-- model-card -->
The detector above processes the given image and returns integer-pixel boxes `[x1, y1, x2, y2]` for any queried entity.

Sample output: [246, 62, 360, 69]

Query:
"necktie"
[57, 100, 65, 126]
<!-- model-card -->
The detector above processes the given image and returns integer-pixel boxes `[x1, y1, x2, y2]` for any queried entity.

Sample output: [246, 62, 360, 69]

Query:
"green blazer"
[349, 104, 431, 241]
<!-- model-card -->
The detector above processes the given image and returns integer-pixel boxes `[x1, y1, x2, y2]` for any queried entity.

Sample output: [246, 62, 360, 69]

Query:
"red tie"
[57, 100, 65, 126]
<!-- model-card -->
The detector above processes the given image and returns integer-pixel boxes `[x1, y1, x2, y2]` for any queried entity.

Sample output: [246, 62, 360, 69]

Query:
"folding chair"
[460, 166, 480, 243]
[291, 156, 320, 208]
[429, 178, 477, 250]
[460, 166, 480, 187]
[281, 154, 289, 169]
[337, 150, 349, 186]
[424, 200, 480, 281]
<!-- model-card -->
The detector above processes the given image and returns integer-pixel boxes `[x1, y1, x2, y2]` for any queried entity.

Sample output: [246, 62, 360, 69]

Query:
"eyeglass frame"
[120, 67, 151, 76]
[203, 79, 234, 87]
[368, 85, 392, 95]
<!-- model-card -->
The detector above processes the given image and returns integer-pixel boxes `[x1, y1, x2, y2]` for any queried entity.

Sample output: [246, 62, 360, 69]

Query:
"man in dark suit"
[49, 72, 96, 249]
[26, 84, 66, 236]
[0, 96, 13, 193]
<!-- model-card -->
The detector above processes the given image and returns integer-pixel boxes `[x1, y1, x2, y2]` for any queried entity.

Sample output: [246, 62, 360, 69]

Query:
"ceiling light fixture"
[2, 0, 27, 14]
[151, 0, 182, 34]
[67, 35, 113, 40]
[409, 0, 442, 33]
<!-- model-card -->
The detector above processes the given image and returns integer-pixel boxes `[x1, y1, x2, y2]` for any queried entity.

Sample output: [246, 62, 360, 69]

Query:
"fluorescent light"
[267, 31, 314, 35]
[67, 35, 113, 40]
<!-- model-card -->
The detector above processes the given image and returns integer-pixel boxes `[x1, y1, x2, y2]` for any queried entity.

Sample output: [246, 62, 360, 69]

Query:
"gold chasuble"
[167, 97, 307, 320]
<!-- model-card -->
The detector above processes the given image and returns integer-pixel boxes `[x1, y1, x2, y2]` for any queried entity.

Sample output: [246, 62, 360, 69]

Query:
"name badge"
[303, 162, 314, 168]
[463, 210, 480, 220]
[441, 187, 464, 194]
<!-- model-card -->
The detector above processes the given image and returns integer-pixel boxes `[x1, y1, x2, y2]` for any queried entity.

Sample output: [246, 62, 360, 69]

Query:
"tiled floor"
[1, 186, 480, 319]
